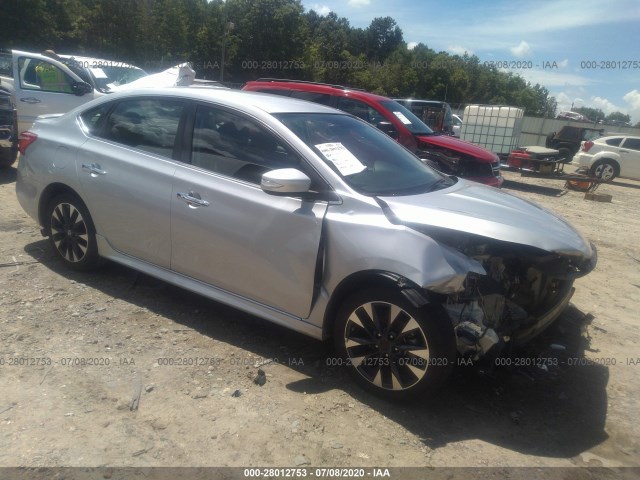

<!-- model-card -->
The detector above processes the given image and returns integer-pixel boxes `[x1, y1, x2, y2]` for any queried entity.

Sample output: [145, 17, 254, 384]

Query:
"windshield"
[378, 100, 434, 135]
[276, 113, 449, 196]
[88, 66, 147, 92]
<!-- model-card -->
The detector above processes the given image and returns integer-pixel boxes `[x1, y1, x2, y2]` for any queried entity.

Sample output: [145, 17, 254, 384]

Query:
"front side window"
[276, 113, 448, 196]
[191, 105, 301, 184]
[19, 57, 74, 93]
[101, 98, 185, 158]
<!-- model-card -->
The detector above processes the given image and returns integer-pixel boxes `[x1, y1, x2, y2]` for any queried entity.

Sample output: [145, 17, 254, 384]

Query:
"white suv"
[573, 135, 640, 181]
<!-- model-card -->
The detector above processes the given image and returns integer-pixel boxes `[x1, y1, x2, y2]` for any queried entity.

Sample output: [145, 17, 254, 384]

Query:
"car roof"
[598, 134, 640, 140]
[87, 87, 345, 115]
[243, 79, 393, 102]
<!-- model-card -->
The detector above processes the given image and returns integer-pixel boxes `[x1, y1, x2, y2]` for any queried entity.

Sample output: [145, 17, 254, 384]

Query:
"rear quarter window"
[605, 138, 623, 146]
[79, 104, 111, 135]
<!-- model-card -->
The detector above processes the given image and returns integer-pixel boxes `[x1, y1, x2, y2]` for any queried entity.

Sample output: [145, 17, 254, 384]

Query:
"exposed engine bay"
[439, 239, 596, 360]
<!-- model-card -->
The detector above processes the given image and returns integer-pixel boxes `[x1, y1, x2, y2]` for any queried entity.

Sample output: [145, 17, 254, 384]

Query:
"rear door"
[12, 51, 96, 132]
[170, 103, 328, 318]
[77, 97, 187, 268]
[619, 137, 640, 178]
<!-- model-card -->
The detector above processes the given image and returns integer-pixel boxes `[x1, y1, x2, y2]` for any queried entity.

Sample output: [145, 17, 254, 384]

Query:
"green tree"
[605, 111, 631, 124]
[366, 17, 403, 61]
[574, 107, 605, 122]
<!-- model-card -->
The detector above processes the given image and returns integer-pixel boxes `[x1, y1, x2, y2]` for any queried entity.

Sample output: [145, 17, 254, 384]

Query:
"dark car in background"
[0, 88, 18, 168]
[545, 125, 604, 163]
[243, 79, 503, 187]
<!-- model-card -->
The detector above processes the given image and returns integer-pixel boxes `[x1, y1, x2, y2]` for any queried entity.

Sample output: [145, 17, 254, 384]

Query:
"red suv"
[242, 79, 503, 187]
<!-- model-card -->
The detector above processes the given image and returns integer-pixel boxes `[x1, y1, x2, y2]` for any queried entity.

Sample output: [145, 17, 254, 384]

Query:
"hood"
[379, 179, 593, 259]
[417, 134, 497, 163]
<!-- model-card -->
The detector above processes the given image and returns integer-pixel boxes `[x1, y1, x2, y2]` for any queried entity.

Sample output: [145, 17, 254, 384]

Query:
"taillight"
[18, 131, 37, 155]
[582, 140, 594, 152]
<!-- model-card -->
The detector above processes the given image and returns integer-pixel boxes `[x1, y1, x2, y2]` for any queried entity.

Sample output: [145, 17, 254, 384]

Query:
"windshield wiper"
[427, 178, 454, 192]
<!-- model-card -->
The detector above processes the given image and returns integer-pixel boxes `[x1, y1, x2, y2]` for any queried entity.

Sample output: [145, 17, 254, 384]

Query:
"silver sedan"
[16, 88, 596, 399]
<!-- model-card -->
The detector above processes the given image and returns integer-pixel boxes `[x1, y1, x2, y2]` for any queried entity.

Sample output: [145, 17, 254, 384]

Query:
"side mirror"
[376, 121, 398, 140]
[261, 168, 311, 195]
[72, 81, 93, 96]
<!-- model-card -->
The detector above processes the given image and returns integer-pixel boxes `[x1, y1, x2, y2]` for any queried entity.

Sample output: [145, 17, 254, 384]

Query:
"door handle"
[81, 163, 107, 176]
[177, 192, 210, 207]
[619, 150, 629, 153]
[20, 97, 42, 104]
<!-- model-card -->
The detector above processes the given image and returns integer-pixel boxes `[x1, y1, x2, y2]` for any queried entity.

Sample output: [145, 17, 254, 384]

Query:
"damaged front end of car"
[378, 184, 597, 362]
[424, 231, 597, 361]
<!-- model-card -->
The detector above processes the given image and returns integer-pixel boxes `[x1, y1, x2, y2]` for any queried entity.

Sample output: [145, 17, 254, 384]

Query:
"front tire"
[45, 193, 100, 271]
[333, 287, 455, 400]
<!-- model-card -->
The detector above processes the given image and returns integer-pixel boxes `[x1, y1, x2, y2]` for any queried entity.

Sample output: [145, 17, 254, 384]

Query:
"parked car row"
[16, 86, 597, 399]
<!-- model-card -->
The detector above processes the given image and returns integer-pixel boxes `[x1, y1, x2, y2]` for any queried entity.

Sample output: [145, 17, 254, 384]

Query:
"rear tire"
[333, 287, 455, 400]
[558, 147, 572, 163]
[45, 193, 100, 271]
[590, 160, 617, 181]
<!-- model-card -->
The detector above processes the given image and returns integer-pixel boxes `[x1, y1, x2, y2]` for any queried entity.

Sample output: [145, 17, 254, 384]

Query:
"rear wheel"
[333, 287, 455, 400]
[558, 147, 572, 163]
[591, 160, 617, 181]
[45, 193, 100, 270]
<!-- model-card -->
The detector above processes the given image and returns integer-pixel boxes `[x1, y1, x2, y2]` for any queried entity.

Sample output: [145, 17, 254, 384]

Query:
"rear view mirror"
[261, 168, 311, 194]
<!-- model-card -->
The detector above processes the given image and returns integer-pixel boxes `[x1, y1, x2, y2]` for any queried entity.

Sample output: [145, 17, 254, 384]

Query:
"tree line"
[0, 0, 561, 116]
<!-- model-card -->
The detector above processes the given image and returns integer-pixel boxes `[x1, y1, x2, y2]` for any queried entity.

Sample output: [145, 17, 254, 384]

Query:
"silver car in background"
[16, 88, 597, 399]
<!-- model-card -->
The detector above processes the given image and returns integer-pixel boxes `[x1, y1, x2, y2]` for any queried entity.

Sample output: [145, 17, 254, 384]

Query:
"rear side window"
[100, 98, 185, 158]
[336, 97, 384, 125]
[290, 90, 333, 106]
[622, 138, 640, 151]
[256, 88, 291, 97]
[605, 138, 623, 146]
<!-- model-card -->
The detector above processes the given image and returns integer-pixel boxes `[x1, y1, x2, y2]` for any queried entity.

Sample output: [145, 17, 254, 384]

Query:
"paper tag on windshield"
[315, 143, 366, 176]
[89, 68, 108, 79]
[393, 111, 412, 125]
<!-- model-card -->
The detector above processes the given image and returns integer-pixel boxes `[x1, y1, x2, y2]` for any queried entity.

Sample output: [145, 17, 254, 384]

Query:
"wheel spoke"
[371, 302, 391, 333]
[389, 307, 411, 334]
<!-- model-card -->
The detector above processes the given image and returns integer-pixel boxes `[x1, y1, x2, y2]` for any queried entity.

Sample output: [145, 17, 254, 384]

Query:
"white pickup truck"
[0, 50, 147, 134]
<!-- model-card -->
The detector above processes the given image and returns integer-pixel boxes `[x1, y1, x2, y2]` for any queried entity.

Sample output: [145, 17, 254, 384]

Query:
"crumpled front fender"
[322, 206, 485, 297]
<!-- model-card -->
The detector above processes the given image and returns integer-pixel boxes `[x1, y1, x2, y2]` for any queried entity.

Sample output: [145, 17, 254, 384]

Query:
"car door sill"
[95, 235, 323, 340]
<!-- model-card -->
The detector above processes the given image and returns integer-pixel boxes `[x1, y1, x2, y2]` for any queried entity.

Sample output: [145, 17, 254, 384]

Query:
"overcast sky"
[302, 0, 640, 122]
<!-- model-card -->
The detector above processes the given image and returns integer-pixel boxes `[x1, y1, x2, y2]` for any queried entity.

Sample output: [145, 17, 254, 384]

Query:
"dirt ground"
[1, 164, 639, 474]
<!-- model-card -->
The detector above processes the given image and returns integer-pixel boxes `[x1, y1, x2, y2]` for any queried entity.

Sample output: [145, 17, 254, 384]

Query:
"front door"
[13, 52, 95, 132]
[170, 104, 327, 318]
